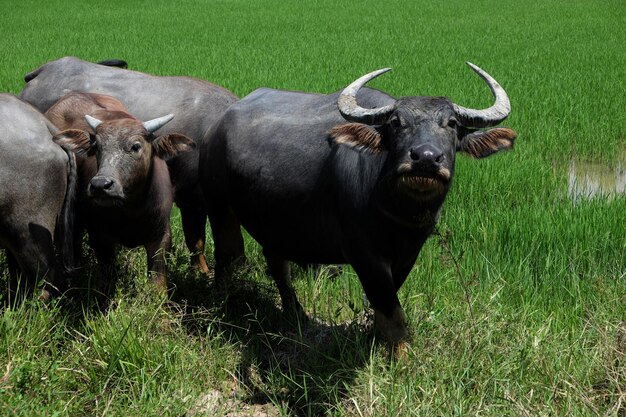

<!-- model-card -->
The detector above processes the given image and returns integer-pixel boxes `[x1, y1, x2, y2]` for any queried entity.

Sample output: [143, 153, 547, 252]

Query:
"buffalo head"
[330, 63, 517, 203]
[53, 114, 194, 206]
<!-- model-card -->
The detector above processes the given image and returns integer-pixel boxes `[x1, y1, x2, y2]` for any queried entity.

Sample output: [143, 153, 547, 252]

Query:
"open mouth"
[399, 174, 446, 193]
[396, 161, 451, 195]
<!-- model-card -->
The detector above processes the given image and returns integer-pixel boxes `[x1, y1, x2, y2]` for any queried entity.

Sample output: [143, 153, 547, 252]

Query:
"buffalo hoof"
[283, 299, 309, 325]
[190, 253, 211, 276]
[373, 306, 409, 344]
[150, 275, 169, 294]
[393, 340, 414, 361]
[214, 255, 248, 287]
[38, 288, 53, 303]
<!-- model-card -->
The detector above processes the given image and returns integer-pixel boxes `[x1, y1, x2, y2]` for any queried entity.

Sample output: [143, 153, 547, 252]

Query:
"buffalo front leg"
[91, 240, 118, 303]
[352, 260, 408, 344]
[145, 227, 172, 292]
[263, 247, 306, 321]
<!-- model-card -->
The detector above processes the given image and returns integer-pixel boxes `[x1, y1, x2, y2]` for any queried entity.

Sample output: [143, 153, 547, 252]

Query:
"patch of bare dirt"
[188, 389, 281, 417]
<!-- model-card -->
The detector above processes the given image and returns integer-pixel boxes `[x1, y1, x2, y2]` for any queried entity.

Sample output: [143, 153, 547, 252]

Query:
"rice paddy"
[0, 0, 624, 415]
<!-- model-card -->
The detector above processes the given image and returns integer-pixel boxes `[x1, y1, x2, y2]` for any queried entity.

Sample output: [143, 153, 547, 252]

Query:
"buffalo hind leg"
[179, 203, 211, 276]
[11, 225, 58, 302]
[5, 252, 20, 278]
[208, 204, 245, 285]
[5, 252, 22, 298]
[263, 248, 306, 321]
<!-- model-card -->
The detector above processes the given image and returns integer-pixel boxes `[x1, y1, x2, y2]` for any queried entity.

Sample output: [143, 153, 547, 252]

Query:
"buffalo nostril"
[410, 144, 444, 165]
[90, 177, 114, 190]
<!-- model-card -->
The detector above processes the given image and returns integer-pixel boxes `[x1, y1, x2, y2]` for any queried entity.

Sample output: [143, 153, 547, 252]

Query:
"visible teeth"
[401, 176, 440, 190]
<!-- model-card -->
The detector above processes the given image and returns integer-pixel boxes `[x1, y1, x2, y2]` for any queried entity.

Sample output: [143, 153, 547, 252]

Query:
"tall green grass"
[1, 0, 625, 415]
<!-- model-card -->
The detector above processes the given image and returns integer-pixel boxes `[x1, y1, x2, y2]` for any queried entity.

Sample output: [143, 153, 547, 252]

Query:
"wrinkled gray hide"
[0, 94, 73, 298]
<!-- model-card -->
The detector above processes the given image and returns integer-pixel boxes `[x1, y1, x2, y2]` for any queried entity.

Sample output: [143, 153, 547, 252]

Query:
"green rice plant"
[0, 0, 624, 415]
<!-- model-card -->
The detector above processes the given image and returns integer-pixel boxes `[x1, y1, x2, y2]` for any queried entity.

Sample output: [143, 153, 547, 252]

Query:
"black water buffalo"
[19, 56, 238, 275]
[0, 94, 76, 300]
[47, 92, 194, 293]
[199, 63, 517, 343]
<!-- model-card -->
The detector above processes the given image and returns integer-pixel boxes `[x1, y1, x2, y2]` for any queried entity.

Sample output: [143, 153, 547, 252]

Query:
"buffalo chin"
[88, 194, 124, 207]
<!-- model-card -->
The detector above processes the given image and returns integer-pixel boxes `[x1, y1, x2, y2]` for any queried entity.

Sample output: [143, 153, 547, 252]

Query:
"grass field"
[1, 0, 625, 415]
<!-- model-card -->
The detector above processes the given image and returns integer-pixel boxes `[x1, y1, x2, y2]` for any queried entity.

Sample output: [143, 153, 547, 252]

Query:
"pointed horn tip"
[84, 115, 103, 130]
[343, 68, 392, 91]
[152, 113, 174, 123]
[368, 68, 392, 78]
[465, 62, 482, 72]
[143, 113, 175, 133]
[161, 114, 175, 125]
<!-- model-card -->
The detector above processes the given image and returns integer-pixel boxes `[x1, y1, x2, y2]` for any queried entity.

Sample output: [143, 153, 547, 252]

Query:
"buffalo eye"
[130, 142, 142, 152]
[389, 114, 405, 129]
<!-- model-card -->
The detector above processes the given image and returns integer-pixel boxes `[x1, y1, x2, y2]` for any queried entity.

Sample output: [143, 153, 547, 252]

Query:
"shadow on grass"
[170, 263, 373, 416]
[1, 248, 373, 416]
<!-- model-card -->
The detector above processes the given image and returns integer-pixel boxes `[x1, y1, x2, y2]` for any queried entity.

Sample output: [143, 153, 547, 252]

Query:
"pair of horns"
[338, 62, 511, 128]
[84, 114, 175, 133]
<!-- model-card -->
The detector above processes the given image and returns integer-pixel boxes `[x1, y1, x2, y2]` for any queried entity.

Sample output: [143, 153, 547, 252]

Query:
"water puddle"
[568, 156, 626, 202]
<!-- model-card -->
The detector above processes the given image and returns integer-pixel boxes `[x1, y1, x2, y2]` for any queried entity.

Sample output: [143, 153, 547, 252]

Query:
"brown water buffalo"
[0, 94, 76, 300]
[199, 63, 517, 345]
[19, 56, 238, 275]
[47, 92, 194, 293]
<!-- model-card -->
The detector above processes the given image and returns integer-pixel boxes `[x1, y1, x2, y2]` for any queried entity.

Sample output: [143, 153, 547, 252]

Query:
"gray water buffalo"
[47, 92, 194, 293]
[199, 63, 517, 344]
[19, 56, 238, 275]
[0, 94, 76, 300]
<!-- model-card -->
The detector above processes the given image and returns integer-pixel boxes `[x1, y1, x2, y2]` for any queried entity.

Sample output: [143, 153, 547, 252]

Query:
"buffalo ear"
[458, 127, 517, 158]
[152, 133, 196, 160]
[52, 129, 94, 156]
[328, 123, 384, 153]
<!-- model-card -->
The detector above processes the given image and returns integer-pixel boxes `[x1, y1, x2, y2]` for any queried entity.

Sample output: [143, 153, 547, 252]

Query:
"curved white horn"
[143, 114, 174, 134]
[452, 62, 511, 128]
[85, 115, 103, 131]
[337, 68, 396, 125]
